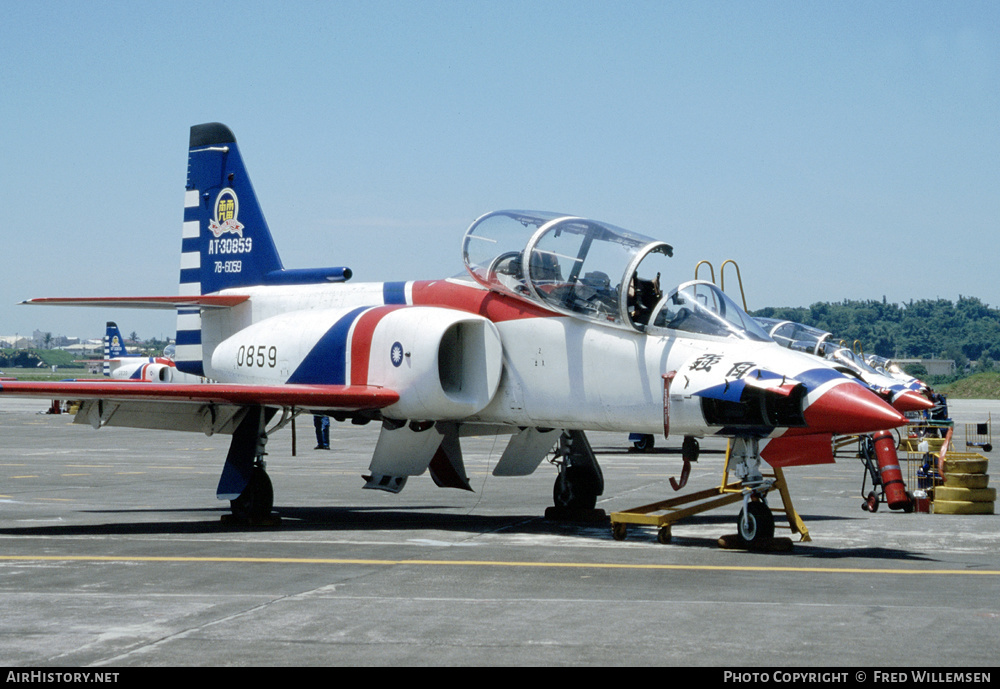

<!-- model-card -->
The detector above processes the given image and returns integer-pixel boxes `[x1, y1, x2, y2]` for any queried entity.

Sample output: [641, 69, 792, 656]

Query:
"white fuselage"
[191, 278, 843, 438]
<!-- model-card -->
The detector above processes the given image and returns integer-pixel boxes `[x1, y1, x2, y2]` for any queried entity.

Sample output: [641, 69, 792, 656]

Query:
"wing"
[0, 380, 397, 408]
[21, 295, 249, 309]
[0, 380, 398, 434]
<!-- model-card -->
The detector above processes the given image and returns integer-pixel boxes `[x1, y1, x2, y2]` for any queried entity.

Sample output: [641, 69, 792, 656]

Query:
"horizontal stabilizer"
[22, 295, 250, 310]
[0, 380, 398, 411]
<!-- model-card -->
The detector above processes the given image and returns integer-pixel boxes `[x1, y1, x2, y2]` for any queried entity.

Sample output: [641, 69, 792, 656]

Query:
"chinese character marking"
[726, 361, 756, 379]
[689, 353, 723, 372]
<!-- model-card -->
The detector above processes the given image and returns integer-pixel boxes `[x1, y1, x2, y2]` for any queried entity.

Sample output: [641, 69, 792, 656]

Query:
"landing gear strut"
[730, 436, 777, 550]
[218, 406, 279, 525]
[549, 430, 605, 515]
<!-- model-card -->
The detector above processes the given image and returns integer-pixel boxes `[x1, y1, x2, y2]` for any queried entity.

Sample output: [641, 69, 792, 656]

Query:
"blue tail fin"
[105, 322, 130, 358]
[181, 123, 284, 296]
[177, 124, 286, 377]
[175, 123, 353, 377]
[104, 321, 127, 376]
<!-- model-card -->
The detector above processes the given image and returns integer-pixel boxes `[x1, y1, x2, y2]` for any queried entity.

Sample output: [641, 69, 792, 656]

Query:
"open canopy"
[462, 210, 673, 331]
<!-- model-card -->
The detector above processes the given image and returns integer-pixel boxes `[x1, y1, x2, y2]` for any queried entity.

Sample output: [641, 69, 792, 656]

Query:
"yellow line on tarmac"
[0, 554, 997, 576]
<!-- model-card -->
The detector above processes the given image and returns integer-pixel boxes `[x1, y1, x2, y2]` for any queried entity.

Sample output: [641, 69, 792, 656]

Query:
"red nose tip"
[892, 390, 936, 413]
[804, 381, 908, 434]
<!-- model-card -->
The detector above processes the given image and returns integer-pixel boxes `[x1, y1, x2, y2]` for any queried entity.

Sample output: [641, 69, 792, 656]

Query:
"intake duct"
[700, 384, 807, 429]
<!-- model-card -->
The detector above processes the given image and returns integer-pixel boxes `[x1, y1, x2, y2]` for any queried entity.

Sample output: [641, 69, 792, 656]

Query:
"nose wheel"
[737, 500, 775, 549]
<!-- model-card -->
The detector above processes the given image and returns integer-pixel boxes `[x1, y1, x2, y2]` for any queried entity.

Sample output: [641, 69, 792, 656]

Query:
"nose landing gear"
[736, 498, 775, 549]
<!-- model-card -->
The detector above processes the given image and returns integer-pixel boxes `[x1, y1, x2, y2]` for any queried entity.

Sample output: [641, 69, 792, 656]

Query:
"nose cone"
[892, 390, 936, 413]
[804, 380, 907, 434]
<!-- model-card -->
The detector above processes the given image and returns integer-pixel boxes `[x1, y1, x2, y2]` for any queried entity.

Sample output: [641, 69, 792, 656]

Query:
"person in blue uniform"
[313, 415, 330, 450]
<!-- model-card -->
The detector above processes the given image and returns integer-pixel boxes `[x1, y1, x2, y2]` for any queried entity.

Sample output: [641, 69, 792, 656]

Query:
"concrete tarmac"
[0, 397, 998, 667]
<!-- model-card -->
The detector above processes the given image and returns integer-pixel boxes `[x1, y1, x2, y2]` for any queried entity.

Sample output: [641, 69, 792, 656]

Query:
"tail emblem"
[208, 189, 245, 238]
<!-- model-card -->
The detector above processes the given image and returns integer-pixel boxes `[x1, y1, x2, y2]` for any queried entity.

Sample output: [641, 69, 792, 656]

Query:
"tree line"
[752, 296, 1000, 373]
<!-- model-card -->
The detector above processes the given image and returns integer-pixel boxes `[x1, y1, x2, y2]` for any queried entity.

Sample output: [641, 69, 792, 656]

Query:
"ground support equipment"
[896, 422, 994, 514]
[934, 451, 995, 515]
[838, 432, 915, 513]
[609, 441, 810, 549]
[964, 414, 993, 453]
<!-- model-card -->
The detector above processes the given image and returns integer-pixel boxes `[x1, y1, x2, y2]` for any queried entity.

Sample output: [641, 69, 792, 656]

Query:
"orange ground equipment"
[873, 430, 912, 511]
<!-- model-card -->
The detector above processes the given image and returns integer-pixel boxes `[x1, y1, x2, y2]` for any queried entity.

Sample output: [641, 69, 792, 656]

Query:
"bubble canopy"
[756, 318, 834, 355]
[462, 210, 674, 331]
[650, 281, 773, 342]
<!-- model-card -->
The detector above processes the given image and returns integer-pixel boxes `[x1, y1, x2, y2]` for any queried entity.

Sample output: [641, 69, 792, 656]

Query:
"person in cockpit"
[529, 251, 563, 286]
[572, 270, 618, 318]
[628, 272, 661, 326]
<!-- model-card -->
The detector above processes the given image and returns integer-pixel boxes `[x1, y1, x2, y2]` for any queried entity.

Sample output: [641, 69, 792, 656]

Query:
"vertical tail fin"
[104, 321, 128, 376]
[176, 123, 284, 377]
[181, 123, 284, 296]
[174, 123, 351, 377]
[105, 322, 129, 358]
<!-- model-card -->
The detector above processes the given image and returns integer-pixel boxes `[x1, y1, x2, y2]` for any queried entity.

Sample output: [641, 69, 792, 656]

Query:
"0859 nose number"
[237, 345, 277, 368]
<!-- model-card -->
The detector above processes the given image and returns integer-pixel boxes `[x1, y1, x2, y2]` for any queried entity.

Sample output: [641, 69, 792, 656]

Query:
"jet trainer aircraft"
[102, 321, 203, 383]
[754, 317, 933, 414]
[0, 123, 908, 546]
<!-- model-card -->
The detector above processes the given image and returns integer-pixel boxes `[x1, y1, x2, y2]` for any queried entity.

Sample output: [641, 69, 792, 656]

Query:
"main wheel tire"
[633, 434, 655, 452]
[737, 501, 774, 548]
[553, 467, 598, 510]
[681, 436, 700, 462]
[230, 466, 274, 522]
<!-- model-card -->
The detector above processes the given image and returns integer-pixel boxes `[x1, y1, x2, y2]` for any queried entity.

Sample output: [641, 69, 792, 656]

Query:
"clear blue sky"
[2, 1, 997, 343]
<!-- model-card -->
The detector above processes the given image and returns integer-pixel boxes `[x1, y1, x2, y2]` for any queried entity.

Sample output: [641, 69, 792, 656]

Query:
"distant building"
[60, 342, 102, 357]
[894, 359, 956, 376]
[0, 335, 32, 349]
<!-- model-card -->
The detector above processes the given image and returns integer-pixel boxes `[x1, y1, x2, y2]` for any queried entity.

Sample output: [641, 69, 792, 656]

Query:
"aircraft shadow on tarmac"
[0, 505, 937, 562]
[0, 505, 548, 538]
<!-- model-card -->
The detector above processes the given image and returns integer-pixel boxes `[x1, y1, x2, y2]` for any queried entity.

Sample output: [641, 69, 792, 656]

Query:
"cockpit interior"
[463, 211, 769, 341]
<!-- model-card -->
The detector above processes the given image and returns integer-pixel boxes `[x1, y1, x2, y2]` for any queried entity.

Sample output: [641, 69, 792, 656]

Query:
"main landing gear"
[548, 430, 605, 519]
[218, 406, 280, 525]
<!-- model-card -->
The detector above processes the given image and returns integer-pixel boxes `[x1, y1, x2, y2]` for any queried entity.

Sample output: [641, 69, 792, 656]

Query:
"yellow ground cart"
[609, 440, 810, 548]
